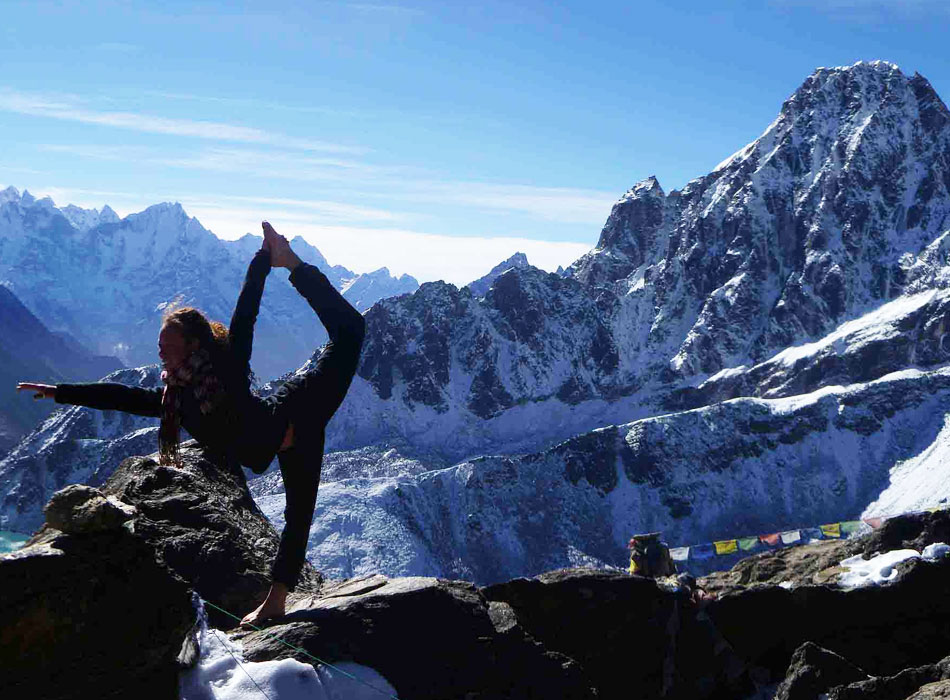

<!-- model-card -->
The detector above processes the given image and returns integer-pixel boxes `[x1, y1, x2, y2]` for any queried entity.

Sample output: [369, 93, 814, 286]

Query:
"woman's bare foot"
[241, 582, 288, 627]
[262, 221, 302, 271]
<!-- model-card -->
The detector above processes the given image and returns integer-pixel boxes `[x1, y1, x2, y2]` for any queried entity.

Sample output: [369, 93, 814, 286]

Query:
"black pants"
[270, 432, 324, 590]
[265, 262, 364, 591]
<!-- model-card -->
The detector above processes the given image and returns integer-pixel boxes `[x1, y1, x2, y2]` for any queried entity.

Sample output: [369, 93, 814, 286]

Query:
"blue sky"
[1, 0, 947, 284]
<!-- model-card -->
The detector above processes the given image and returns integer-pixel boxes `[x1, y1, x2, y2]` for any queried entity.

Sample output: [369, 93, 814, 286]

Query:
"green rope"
[201, 598, 401, 700]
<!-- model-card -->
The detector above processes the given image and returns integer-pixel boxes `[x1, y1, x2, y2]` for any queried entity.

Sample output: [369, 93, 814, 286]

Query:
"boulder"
[0, 521, 192, 698]
[827, 655, 950, 699]
[96, 440, 321, 627]
[774, 642, 868, 700]
[238, 573, 597, 699]
[43, 483, 137, 534]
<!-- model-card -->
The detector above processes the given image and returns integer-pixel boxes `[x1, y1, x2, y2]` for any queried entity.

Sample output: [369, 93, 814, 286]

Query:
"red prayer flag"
[760, 533, 780, 546]
[863, 517, 883, 529]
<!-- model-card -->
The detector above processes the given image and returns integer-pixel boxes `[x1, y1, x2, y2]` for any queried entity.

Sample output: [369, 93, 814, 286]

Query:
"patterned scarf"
[159, 347, 224, 466]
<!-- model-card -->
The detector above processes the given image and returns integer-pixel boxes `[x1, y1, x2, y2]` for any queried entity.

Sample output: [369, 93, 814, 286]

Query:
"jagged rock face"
[569, 62, 950, 380]
[0, 189, 417, 379]
[319, 62, 950, 463]
[669, 287, 950, 409]
[278, 366, 950, 585]
[466, 251, 531, 297]
[328, 266, 623, 454]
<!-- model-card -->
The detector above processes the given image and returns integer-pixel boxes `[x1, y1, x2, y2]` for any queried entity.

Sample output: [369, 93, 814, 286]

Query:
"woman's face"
[158, 325, 197, 372]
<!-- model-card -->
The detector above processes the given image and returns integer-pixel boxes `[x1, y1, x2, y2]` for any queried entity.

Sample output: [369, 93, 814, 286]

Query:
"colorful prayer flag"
[691, 543, 715, 560]
[670, 547, 689, 562]
[820, 523, 841, 538]
[863, 517, 883, 529]
[802, 527, 823, 542]
[714, 539, 738, 555]
[780, 530, 801, 545]
[738, 537, 759, 551]
[760, 533, 781, 546]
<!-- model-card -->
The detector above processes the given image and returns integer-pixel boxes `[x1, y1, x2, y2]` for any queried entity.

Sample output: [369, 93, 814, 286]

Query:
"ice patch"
[179, 599, 397, 699]
[838, 549, 920, 589]
[923, 542, 950, 560]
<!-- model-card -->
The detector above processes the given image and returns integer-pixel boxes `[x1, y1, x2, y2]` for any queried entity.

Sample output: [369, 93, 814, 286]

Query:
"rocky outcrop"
[0, 490, 193, 699]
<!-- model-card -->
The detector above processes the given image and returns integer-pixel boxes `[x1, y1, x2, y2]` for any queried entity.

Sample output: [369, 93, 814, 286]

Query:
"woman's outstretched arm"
[17, 381, 163, 417]
[229, 243, 272, 385]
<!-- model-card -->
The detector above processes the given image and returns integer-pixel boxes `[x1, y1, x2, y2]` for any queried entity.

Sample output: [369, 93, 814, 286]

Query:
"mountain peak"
[0, 186, 19, 205]
[620, 176, 664, 203]
[466, 252, 532, 297]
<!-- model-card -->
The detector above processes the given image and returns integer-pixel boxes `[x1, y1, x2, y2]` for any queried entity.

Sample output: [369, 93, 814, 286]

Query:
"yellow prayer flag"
[714, 539, 738, 555]
[820, 523, 841, 538]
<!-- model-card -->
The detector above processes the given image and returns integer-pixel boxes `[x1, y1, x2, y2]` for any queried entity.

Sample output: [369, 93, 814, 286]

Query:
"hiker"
[17, 221, 365, 626]
[628, 532, 677, 578]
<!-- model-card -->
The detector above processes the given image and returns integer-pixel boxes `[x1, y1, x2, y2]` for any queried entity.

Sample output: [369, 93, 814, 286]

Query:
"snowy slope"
[253, 365, 950, 584]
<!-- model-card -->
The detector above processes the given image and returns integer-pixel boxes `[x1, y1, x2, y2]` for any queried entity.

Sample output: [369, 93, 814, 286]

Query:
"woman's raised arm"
[229, 240, 273, 383]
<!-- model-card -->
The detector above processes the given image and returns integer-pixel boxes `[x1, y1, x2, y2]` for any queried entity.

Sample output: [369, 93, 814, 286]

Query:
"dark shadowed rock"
[239, 573, 597, 700]
[775, 642, 868, 700]
[828, 655, 950, 699]
[95, 440, 321, 627]
[0, 518, 192, 698]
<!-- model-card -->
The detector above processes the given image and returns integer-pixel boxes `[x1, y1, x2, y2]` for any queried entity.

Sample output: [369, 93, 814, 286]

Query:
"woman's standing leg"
[270, 434, 323, 588]
[241, 222, 364, 626]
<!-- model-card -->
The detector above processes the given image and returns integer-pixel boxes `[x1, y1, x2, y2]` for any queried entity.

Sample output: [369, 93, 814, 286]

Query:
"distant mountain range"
[3, 62, 950, 586]
[0, 189, 419, 380]
[0, 285, 121, 457]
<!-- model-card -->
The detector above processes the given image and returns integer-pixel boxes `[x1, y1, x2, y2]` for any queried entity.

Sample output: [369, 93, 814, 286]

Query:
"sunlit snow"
[838, 543, 949, 589]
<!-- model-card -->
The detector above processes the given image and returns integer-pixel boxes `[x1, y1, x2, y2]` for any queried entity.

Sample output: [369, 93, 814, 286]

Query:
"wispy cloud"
[36, 141, 617, 224]
[396, 182, 617, 224]
[0, 89, 363, 153]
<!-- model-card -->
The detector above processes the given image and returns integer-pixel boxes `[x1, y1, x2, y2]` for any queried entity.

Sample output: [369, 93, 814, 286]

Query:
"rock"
[828, 655, 950, 699]
[706, 553, 950, 686]
[43, 484, 137, 534]
[484, 567, 751, 699]
[95, 440, 321, 628]
[0, 522, 192, 698]
[775, 642, 868, 700]
[908, 680, 950, 699]
[238, 573, 597, 700]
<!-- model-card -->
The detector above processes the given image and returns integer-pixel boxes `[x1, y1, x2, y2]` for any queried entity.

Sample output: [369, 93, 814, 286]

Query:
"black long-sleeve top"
[55, 249, 366, 473]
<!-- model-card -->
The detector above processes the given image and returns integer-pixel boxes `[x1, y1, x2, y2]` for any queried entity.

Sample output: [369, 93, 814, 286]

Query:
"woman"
[17, 221, 365, 625]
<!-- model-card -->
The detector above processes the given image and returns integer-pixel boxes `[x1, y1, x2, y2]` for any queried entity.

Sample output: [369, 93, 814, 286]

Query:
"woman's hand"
[262, 221, 302, 271]
[16, 382, 56, 400]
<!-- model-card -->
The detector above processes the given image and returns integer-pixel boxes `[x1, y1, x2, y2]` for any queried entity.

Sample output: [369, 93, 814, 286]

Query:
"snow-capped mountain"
[6, 62, 950, 586]
[465, 252, 531, 298]
[312, 61, 950, 462]
[260, 300, 950, 584]
[0, 190, 419, 380]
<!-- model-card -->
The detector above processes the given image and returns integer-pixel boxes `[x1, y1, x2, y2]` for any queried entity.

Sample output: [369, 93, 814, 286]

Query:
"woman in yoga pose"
[17, 222, 365, 625]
